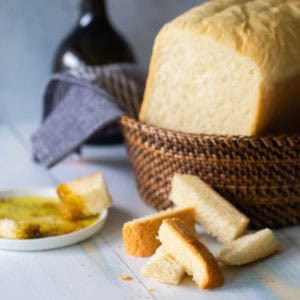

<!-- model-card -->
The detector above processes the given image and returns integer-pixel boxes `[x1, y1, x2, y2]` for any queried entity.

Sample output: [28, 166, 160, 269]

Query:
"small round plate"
[0, 188, 108, 251]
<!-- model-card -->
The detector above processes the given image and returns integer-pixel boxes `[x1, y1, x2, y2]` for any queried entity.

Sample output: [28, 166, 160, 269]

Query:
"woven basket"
[120, 116, 300, 229]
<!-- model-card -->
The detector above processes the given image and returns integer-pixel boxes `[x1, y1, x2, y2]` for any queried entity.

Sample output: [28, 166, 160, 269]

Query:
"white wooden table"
[0, 119, 299, 300]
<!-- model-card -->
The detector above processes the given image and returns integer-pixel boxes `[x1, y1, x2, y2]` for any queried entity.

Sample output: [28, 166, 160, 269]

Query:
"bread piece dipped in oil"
[57, 173, 112, 220]
[0, 219, 40, 239]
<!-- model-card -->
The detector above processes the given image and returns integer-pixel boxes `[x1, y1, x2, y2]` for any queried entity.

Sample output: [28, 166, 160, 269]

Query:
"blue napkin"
[32, 64, 145, 167]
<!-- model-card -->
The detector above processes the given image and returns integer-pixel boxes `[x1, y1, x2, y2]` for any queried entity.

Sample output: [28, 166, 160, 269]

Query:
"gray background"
[0, 0, 204, 122]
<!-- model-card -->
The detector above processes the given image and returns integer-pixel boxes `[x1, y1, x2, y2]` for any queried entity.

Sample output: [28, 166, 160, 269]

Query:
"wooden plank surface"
[0, 122, 152, 300]
[0, 120, 299, 300]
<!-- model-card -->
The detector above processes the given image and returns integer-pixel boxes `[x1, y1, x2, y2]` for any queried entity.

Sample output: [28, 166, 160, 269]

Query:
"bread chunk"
[158, 218, 223, 289]
[141, 246, 185, 285]
[170, 174, 249, 243]
[218, 228, 280, 265]
[122, 207, 195, 257]
[140, 0, 300, 135]
[0, 219, 40, 239]
[57, 173, 112, 220]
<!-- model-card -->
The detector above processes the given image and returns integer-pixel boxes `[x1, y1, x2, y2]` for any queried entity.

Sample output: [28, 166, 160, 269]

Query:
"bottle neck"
[80, 0, 106, 17]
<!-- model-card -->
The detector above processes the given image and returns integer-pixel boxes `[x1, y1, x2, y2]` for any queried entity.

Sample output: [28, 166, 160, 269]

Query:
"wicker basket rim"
[120, 115, 300, 142]
[125, 135, 300, 164]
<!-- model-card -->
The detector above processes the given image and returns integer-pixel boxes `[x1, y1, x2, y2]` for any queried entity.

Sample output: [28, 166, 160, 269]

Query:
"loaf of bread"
[57, 173, 112, 220]
[170, 174, 249, 243]
[218, 228, 280, 265]
[140, 0, 300, 136]
[122, 207, 195, 257]
[141, 246, 185, 285]
[158, 218, 223, 289]
[0, 219, 40, 239]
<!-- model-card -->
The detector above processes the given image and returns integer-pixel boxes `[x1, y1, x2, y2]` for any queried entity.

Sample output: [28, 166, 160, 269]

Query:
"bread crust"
[139, 28, 162, 122]
[159, 218, 223, 289]
[122, 207, 195, 257]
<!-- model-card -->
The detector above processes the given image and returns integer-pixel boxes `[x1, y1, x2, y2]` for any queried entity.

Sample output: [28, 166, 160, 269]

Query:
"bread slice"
[122, 206, 195, 257]
[57, 173, 112, 220]
[140, 0, 300, 136]
[218, 228, 280, 266]
[141, 246, 185, 285]
[170, 173, 249, 243]
[0, 219, 40, 239]
[158, 218, 223, 289]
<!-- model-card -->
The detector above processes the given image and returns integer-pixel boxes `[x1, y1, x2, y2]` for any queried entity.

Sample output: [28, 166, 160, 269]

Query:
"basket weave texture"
[120, 116, 300, 229]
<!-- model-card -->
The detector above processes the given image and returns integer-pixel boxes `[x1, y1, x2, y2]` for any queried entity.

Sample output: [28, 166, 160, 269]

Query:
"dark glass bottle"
[52, 0, 135, 144]
[53, 0, 135, 144]
[53, 0, 135, 71]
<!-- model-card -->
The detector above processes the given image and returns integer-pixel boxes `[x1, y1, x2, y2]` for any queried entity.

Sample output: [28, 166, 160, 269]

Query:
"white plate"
[0, 188, 108, 251]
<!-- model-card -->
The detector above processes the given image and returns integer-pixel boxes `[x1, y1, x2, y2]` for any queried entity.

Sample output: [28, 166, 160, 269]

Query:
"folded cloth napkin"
[32, 64, 146, 168]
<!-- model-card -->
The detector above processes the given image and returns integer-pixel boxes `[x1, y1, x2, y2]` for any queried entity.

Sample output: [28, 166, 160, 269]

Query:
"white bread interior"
[141, 246, 185, 285]
[57, 173, 112, 219]
[158, 218, 224, 289]
[140, 0, 300, 136]
[170, 173, 249, 243]
[218, 228, 280, 265]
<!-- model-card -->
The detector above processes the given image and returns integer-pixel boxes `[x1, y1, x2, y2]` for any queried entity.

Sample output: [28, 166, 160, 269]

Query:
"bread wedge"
[141, 246, 185, 285]
[122, 206, 195, 257]
[0, 219, 40, 239]
[57, 173, 112, 220]
[170, 173, 249, 243]
[218, 228, 280, 266]
[158, 218, 223, 289]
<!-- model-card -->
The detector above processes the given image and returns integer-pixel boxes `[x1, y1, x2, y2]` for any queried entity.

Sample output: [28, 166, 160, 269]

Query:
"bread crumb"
[148, 288, 155, 292]
[119, 275, 133, 281]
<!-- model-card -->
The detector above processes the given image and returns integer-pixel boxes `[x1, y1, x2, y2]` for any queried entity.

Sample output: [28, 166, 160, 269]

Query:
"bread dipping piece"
[218, 228, 280, 266]
[141, 246, 185, 285]
[170, 174, 249, 243]
[122, 206, 195, 257]
[158, 218, 224, 289]
[57, 173, 112, 220]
